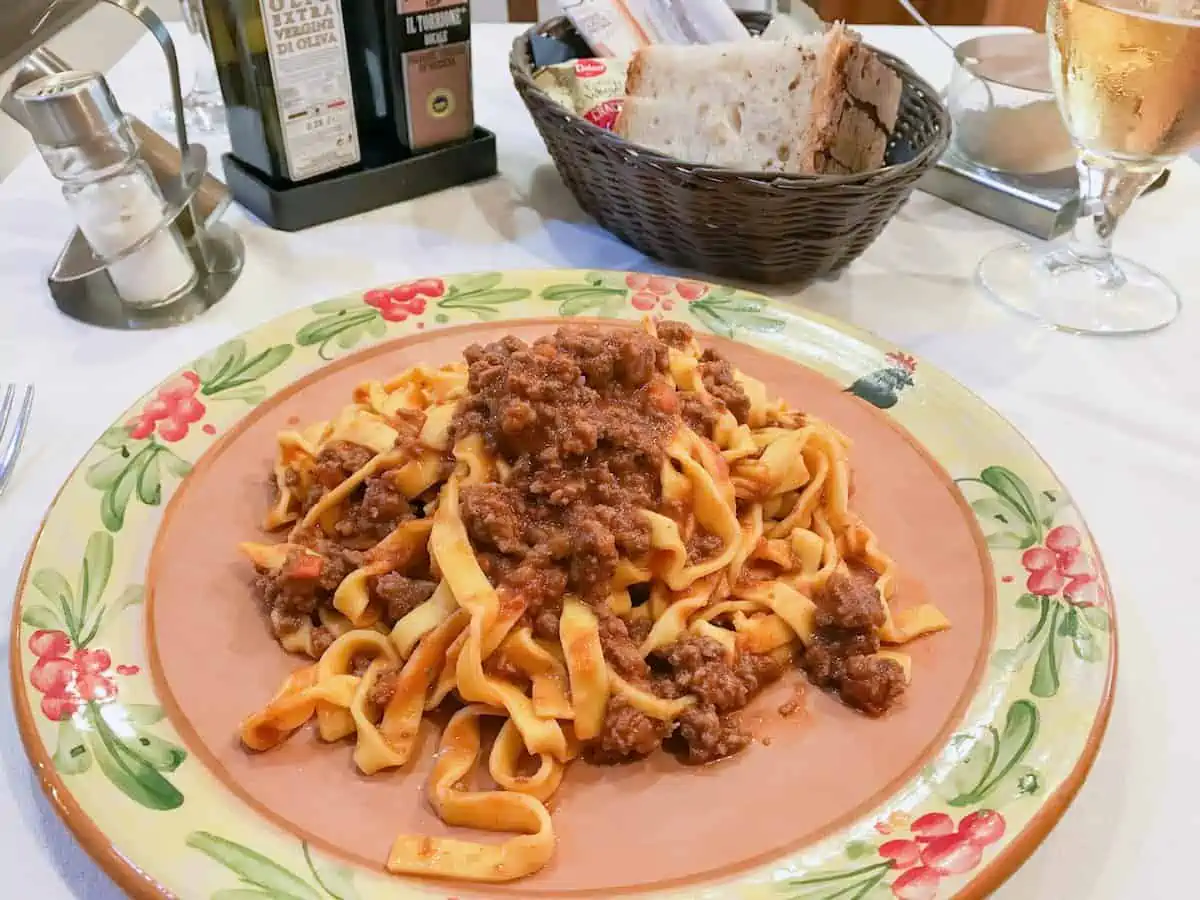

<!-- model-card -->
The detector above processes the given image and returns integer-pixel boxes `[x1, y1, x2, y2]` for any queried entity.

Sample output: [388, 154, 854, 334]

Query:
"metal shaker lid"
[10, 70, 124, 148]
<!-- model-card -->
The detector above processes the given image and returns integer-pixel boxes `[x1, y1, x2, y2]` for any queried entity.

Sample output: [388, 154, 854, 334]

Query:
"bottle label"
[397, 1, 470, 54]
[260, 0, 361, 181]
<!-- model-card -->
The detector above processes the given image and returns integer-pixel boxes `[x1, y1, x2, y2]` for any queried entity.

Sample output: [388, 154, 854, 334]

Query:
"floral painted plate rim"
[10, 270, 1116, 900]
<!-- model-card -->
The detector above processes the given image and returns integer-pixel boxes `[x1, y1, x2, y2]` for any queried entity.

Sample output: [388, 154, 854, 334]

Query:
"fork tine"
[0, 386, 34, 497]
[0, 384, 14, 437]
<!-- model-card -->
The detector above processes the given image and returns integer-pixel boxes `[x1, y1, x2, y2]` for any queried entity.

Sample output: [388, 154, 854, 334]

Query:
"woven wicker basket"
[510, 13, 951, 285]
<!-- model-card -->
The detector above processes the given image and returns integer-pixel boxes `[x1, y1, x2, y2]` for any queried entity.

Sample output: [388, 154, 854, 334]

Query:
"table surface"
[1, 22, 1195, 900]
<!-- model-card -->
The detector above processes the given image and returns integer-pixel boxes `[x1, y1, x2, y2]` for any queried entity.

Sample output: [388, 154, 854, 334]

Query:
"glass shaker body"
[38, 121, 198, 309]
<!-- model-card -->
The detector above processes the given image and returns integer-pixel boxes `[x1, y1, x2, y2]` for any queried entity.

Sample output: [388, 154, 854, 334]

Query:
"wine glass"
[977, 0, 1200, 335]
[157, 0, 226, 133]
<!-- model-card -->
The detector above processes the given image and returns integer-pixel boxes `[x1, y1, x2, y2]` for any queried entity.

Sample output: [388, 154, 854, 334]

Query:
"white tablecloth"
[0, 22, 1195, 900]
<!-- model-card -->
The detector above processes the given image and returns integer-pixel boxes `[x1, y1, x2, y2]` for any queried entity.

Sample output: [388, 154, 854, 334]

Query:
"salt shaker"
[13, 71, 198, 310]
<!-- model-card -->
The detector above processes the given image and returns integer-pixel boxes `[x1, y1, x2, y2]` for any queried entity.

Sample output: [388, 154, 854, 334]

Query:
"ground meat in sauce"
[586, 696, 673, 763]
[654, 637, 784, 763]
[800, 567, 906, 716]
[655, 321, 694, 350]
[686, 529, 725, 564]
[371, 574, 437, 622]
[680, 394, 722, 438]
[334, 475, 414, 543]
[699, 348, 751, 425]
[369, 667, 400, 708]
[816, 569, 887, 631]
[675, 705, 750, 764]
[596, 606, 649, 681]
[453, 326, 676, 626]
[255, 322, 906, 767]
[307, 441, 373, 506]
[663, 636, 748, 712]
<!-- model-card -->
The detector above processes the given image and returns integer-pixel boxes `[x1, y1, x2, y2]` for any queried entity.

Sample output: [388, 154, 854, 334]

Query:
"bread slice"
[615, 24, 902, 175]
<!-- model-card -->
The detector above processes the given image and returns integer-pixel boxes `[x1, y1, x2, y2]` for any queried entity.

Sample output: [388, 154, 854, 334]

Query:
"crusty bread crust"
[802, 23, 902, 174]
[614, 22, 903, 175]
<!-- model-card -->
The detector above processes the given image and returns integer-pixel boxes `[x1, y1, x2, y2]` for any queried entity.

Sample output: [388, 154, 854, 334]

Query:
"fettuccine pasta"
[240, 321, 949, 883]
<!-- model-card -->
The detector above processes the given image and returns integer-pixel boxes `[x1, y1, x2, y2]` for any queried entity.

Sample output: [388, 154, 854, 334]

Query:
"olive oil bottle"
[201, 0, 399, 185]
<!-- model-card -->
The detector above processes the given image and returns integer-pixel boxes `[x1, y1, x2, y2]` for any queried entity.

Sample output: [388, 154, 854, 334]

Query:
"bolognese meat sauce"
[253, 322, 906, 766]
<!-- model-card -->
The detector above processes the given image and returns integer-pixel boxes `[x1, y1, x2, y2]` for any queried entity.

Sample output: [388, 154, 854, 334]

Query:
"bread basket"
[510, 12, 951, 285]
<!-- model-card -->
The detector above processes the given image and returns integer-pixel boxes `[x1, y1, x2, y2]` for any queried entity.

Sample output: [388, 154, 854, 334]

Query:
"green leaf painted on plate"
[53, 717, 92, 775]
[303, 842, 360, 900]
[87, 710, 183, 810]
[969, 496, 1027, 544]
[211, 891, 277, 900]
[688, 298, 786, 338]
[1031, 604, 1062, 697]
[946, 700, 1039, 806]
[295, 310, 378, 348]
[312, 297, 365, 315]
[786, 860, 893, 897]
[119, 726, 187, 773]
[1058, 607, 1080, 638]
[122, 703, 165, 727]
[843, 840, 876, 861]
[21, 605, 62, 630]
[985, 532, 1028, 549]
[978, 466, 1042, 543]
[336, 326, 364, 349]
[196, 341, 248, 390]
[1015, 592, 1040, 610]
[31, 570, 75, 637]
[441, 288, 531, 309]
[364, 315, 387, 339]
[1082, 606, 1110, 632]
[450, 273, 503, 295]
[97, 426, 134, 451]
[187, 833, 322, 900]
[85, 453, 130, 491]
[583, 270, 629, 290]
[211, 385, 269, 405]
[107, 585, 145, 621]
[205, 345, 294, 395]
[544, 285, 626, 317]
[78, 531, 113, 618]
[100, 445, 156, 532]
[1073, 627, 1101, 662]
[1038, 489, 1063, 528]
[136, 449, 164, 506]
[444, 304, 500, 321]
[161, 450, 193, 478]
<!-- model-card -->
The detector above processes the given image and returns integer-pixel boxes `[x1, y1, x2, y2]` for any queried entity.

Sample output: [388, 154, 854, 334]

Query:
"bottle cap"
[10, 69, 124, 148]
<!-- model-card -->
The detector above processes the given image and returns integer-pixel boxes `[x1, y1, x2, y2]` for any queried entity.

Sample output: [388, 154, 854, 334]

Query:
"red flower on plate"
[127, 371, 206, 443]
[364, 278, 442, 323]
[881, 809, 1006, 899]
[27, 629, 137, 721]
[625, 274, 710, 312]
[1020, 524, 1101, 604]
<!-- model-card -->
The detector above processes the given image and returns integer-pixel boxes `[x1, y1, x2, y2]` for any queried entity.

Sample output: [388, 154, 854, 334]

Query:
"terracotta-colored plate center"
[147, 321, 994, 897]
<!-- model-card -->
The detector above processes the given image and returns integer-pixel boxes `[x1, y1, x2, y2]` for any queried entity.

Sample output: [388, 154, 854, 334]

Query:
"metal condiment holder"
[13, 0, 244, 330]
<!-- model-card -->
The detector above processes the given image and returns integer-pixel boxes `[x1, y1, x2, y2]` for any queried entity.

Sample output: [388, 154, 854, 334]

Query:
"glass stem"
[1055, 153, 1161, 288]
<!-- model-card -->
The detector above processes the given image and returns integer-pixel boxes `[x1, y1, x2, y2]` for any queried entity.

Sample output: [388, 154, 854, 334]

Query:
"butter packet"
[533, 57, 629, 130]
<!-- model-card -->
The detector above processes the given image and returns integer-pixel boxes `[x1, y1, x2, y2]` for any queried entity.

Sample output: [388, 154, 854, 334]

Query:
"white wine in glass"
[977, 0, 1200, 335]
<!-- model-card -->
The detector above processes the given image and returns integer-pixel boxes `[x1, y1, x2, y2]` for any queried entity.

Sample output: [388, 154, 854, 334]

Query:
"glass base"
[156, 96, 227, 134]
[978, 241, 1180, 336]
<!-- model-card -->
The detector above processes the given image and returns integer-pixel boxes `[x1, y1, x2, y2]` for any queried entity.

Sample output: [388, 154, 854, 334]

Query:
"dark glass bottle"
[201, 0, 401, 185]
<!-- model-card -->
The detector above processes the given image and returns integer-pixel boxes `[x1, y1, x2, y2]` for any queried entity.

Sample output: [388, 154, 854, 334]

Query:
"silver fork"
[0, 385, 35, 497]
